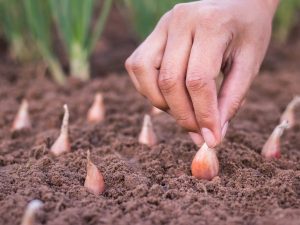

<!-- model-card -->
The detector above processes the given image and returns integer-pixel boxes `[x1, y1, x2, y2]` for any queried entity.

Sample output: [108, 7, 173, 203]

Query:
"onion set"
[87, 93, 105, 124]
[50, 104, 71, 156]
[191, 143, 219, 180]
[84, 150, 105, 195]
[12, 99, 31, 131]
[261, 120, 289, 160]
[138, 114, 157, 147]
[21, 200, 43, 225]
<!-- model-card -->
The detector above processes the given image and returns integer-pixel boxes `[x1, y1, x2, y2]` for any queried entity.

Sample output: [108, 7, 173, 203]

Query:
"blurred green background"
[0, 0, 299, 84]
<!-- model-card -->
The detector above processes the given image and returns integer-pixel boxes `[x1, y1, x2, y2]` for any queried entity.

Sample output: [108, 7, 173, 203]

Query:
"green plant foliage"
[274, 0, 300, 43]
[50, 0, 113, 81]
[125, 0, 299, 43]
[24, 0, 66, 85]
[0, 0, 30, 60]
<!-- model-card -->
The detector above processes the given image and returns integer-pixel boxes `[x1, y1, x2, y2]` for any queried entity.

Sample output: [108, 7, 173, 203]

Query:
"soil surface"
[0, 7, 300, 225]
[0, 63, 300, 225]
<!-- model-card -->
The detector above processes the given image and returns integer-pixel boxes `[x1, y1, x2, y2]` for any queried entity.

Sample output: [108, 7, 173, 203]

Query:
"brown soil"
[1, 7, 300, 225]
[0, 62, 300, 225]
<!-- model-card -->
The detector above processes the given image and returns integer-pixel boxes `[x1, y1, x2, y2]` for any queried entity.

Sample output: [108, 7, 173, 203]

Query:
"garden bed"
[0, 56, 300, 225]
[0, 7, 300, 225]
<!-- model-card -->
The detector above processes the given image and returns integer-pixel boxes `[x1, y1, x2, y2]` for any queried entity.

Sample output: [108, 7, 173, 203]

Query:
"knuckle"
[199, 5, 220, 22]
[130, 56, 147, 74]
[176, 116, 196, 131]
[228, 96, 242, 118]
[131, 61, 146, 74]
[172, 3, 188, 18]
[158, 76, 178, 95]
[198, 110, 213, 121]
[186, 76, 209, 92]
[176, 115, 189, 123]
[124, 57, 132, 71]
[198, 6, 230, 32]
[197, 112, 215, 127]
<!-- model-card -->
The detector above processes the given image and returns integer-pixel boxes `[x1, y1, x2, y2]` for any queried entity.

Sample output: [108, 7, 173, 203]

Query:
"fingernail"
[189, 132, 204, 147]
[221, 121, 229, 140]
[201, 128, 217, 148]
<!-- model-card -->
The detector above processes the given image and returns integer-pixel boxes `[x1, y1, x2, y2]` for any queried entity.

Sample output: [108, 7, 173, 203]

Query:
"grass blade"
[50, 0, 112, 81]
[24, 0, 66, 85]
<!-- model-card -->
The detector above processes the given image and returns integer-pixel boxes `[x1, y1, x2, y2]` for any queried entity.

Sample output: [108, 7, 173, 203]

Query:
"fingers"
[125, 13, 170, 109]
[125, 60, 141, 92]
[186, 33, 227, 148]
[189, 132, 204, 147]
[218, 45, 259, 128]
[158, 22, 199, 131]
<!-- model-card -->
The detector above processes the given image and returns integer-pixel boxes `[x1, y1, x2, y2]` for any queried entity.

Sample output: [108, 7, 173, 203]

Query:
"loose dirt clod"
[191, 143, 219, 180]
[21, 200, 43, 225]
[138, 114, 157, 147]
[50, 104, 71, 156]
[87, 92, 105, 124]
[280, 95, 300, 128]
[261, 120, 289, 160]
[84, 150, 105, 195]
[11, 99, 31, 131]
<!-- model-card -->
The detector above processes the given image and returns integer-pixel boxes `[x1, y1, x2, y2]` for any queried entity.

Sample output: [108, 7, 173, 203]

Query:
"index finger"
[186, 34, 226, 147]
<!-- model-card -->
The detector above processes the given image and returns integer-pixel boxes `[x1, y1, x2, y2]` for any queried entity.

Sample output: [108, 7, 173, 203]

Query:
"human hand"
[125, 0, 279, 147]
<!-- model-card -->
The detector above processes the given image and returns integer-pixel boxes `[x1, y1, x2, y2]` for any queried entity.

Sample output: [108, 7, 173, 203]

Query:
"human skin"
[125, 0, 280, 148]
